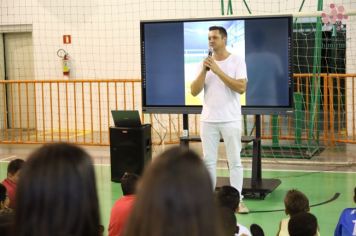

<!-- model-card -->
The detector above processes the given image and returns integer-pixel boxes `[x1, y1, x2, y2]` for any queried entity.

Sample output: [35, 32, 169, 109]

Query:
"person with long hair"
[124, 146, 221, 236]
[14, 143, 101, 236]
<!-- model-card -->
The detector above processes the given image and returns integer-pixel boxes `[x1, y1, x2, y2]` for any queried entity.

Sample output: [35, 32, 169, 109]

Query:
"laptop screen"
[111, 110, 142, 127]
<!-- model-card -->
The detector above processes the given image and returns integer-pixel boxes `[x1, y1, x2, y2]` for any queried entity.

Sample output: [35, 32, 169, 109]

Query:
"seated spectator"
[218, 206, 238, 236]
[288, 212, 318, 236]
[14, 143, 101, 236]
[216, 185, 251, 236]
[0, 184, 14, 236]
[123, 146, 222, 236]
[108, 172, 139, 236]
[0, 184, 12, 214]
[277, 189, 320, 236]
[1, 159, 25, 209]
[334, 186, 356, 236]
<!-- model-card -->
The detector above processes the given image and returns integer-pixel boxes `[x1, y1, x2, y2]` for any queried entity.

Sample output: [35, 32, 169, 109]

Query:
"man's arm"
[205, 57, 247, 94]
[190, 68, 207, 97]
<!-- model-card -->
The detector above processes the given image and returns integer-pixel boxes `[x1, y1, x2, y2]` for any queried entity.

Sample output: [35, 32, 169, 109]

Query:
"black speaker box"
[109, 124, 152, 182]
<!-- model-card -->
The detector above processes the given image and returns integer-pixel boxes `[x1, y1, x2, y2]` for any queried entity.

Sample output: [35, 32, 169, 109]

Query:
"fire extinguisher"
[57, 49, 70, 76]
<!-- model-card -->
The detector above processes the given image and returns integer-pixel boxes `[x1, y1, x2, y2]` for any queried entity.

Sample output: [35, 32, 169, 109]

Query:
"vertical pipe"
[41, 83, 45, 142]
[123, 82, 127, 110]
[98, 82, 102, 144]
[308, 0, 323, 144]
[90, 82, 93, 143]
[132, 82, 135, 110]
[82, 82, 85, 143]
[74, 82, 78, 143]
[272, 115, 279, 147]
[323, 75, 328, 144]
[66, 82, 69, 141]
[2, 83, 8, 140]
[168, 114, 172, 142]
[328, 77, 335, 145]
[50, 82, 53, 141]
[26, 83, 30, 141]
[107, 82, 110, 144]
[57, 82, 61, 141]
[337, 77, 341, 135]
[352, 76, 355, 140]
[115, 82, 118, 110]
[34, 82, 38, 142]
[10, 84, 14, 141]
[18, 83, 22, 141]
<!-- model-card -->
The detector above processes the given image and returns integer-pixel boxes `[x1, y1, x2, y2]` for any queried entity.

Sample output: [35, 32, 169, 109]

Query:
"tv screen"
[141, 15, 293, 114]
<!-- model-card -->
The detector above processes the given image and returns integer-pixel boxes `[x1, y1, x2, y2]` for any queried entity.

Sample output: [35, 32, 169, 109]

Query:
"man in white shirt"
[191, 26, 248, 213]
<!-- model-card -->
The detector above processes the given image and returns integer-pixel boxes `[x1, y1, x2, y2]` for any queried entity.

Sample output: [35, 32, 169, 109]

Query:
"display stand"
[180, 114, 281, 199]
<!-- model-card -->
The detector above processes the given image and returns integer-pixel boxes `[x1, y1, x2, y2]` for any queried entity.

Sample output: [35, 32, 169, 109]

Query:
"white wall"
[1, 0, 355, 136]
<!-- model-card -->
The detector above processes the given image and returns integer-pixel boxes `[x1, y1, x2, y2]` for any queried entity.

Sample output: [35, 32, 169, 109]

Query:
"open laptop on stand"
[111, 110, 142, 127]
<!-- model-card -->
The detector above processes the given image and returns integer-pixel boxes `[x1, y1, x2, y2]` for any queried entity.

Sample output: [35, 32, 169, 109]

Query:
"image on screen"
[183, 20, 246, 106]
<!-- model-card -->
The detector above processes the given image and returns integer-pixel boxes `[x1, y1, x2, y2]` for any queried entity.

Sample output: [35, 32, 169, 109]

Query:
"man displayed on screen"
[190, 26, 249, 213]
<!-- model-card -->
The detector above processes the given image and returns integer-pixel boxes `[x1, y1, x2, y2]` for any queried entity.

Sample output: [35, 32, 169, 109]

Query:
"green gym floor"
[0, 144, 355, 235]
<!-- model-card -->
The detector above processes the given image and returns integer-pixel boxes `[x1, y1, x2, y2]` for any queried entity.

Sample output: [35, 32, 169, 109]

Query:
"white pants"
[200, 121, 244, 199]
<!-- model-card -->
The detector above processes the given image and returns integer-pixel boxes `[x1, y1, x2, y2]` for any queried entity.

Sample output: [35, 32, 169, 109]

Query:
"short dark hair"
[288, 212, 318, 236]
[15, 143, 100, 236]
[0, 184, 6, 202]
[284, 189, 309, 216]
[7, 159, 25, 175]
[216, 185, 240, 211]
[120, 173, 139, 195]
[209, 26, 227, 39]
[218, 207, 238, 236]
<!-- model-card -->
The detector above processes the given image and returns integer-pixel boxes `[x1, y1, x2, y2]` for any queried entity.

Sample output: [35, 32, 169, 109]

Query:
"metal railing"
[0, 74, 355, 145]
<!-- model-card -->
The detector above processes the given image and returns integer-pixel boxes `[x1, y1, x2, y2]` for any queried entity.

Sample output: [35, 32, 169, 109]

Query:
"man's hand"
[204, 57, 221, 74]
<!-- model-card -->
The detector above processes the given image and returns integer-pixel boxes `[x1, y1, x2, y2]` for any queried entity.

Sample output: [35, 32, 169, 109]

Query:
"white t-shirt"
[201, 54, 247, 122]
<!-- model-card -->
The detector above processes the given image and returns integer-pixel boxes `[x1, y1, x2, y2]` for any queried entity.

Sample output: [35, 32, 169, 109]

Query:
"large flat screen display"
[141, 15, 293, 114]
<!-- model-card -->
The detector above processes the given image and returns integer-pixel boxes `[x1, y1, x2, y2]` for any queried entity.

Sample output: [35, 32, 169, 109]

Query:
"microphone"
[206, 48, 213, 71]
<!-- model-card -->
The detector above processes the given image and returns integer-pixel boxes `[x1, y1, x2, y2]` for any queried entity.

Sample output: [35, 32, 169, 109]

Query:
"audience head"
[218, 207, 238, 236]
[284, 189, 309, 216]
[6, 159, 25, 184]
[15, 143, 100, 236]
[216, 185, 240, 212]
[124, 146, 220, 236]
[288, 212, 318, 236]
[120, 172, 139, 196]
[0, 184, 9, 209]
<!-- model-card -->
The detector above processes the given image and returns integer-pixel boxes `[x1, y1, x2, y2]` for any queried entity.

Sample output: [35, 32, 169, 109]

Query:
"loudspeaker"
[109, 124, 152, 182]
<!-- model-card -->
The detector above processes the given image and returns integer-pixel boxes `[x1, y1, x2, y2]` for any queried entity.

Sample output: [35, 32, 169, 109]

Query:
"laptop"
[111, 110, 142, 127]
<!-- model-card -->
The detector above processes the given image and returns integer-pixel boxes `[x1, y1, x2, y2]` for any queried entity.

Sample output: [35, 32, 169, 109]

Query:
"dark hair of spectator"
[216, 185, 240, 212]
[0, 184, 6, 203]
[284, 189, 310, 216]
[218, 207, 238, 236]
[15, 143, 101, 236]
[120, 173, 139, 195]
[209, 26, 228, 39]
[124, 146, 221, 236]
[7, 159, 25, 175]
[288, 212, 318, 236]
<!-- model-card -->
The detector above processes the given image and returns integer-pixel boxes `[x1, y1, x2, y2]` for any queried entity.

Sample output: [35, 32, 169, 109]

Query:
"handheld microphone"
[206, 48, 212, 71]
